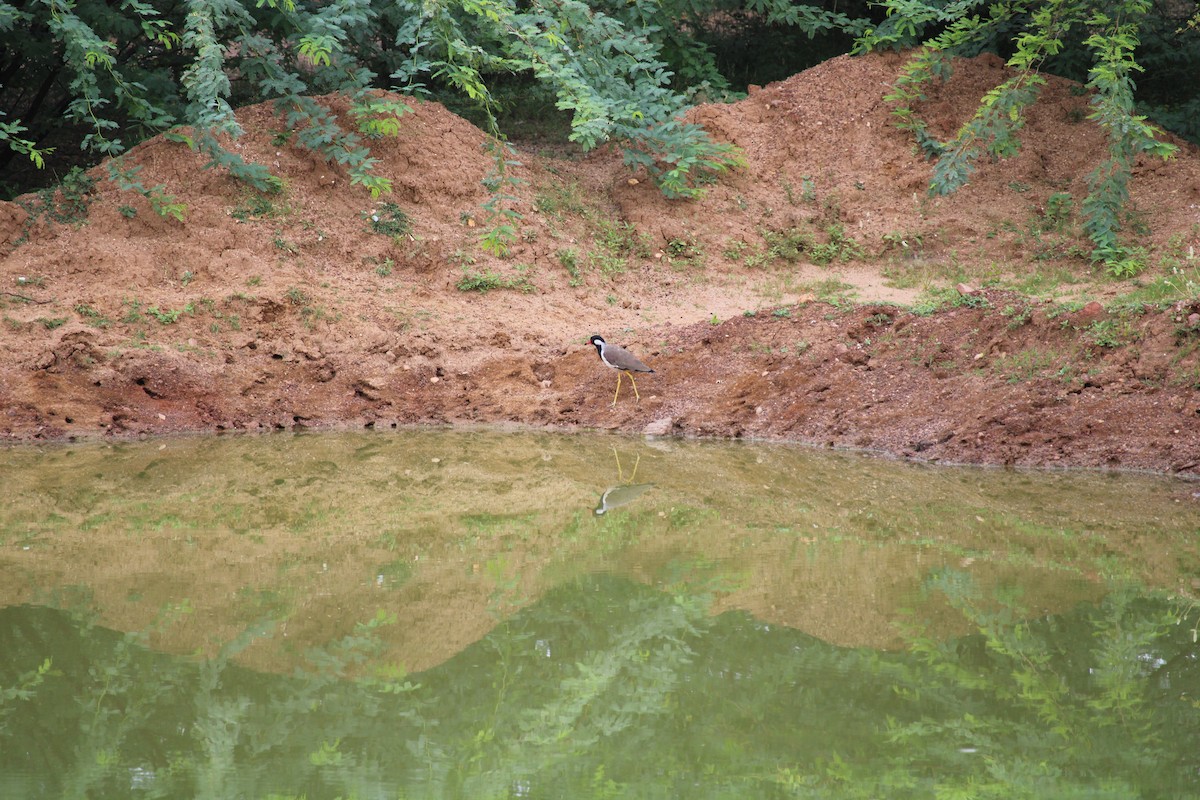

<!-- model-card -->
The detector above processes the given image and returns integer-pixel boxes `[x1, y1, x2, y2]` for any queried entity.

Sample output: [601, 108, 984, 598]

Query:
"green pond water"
[1, 430, 1199, 798]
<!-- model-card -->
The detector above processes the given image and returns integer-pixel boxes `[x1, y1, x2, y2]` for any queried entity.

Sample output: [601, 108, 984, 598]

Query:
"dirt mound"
[1, 53, 1199, 480]
[609, 52, 1200, 262]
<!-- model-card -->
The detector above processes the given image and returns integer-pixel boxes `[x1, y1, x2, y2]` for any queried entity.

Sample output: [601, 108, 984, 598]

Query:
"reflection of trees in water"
[885, 571, 1200, 798]
[0, 573, 1196, 798]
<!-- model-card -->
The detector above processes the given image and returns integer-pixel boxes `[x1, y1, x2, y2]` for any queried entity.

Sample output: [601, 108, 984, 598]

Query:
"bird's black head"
[589, 335, 606, 349]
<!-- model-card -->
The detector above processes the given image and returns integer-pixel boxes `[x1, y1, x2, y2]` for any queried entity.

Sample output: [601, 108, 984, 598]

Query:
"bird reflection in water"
[594, 447, 654, 515]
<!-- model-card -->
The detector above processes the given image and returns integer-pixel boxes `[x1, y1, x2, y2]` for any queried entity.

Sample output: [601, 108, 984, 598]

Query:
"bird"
[594, 448, 654, 514]
[594, 482, 655, 515]
[589, 335, 655, 405]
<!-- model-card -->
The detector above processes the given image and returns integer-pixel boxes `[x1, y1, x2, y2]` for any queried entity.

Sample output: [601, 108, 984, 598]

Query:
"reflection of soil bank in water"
[2, 432, 1195, 673]
[0, 54, 1198, 476]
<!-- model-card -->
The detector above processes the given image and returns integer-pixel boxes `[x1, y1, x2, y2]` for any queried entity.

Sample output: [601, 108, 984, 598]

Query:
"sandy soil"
[2, 51, 1200, 477]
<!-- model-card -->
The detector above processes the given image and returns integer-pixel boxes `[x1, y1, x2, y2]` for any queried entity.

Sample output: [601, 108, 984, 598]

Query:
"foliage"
[1079, 1, 1176, 267]
[0, 112, 50, 171]
[389, 0, 748, 198]
[1, 0, 403, 202]
[1, 0, 820, 206]
[106, 159, 187, 221]
[456, 267, 535, 293]
[147, 304, 192, 325]
[857, 0, 1181, 269]
[4, 0, 1196, 272]
[7, 166, 97, 248]
[478, 139, 524, 256]
[362, 202, 412, 238]
[742, 221, 863, 268]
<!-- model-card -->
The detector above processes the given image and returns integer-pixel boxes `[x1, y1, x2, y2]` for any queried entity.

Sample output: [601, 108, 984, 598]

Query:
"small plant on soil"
[148, 304, 193, 325]
[993, 347, 1062, 384]
[956, 293, 991, 309]
[588, 221, 649, 275]
[780, 176, 819, 206]
[809, 278, 857, 306]
[534, 180, 588, 221]
[666, 237, 696, 258]
[912, 286, 991, 316]
[781, 179, 799, 205]
[121, 299, 145, 324]
[231, 190, 290, 221]
[1041, 191, 1074, 232]
[723, 240, 750, 260]
[36, 316, 68, 329]
[299, 304, 334, 330]
[1009, 265, 1087, 296]
[1154, 230, 1199, 272]
[455, 269, 534, 294]
[1082, 318, 1137, 349]
[599, 219, 651, 259]
[589, 249, 627, 276]
[148, 304, 177, 323]
[909, 294, 943, 317]
[476, 139, 523, 257]
[363, 202, 412, 238]
[1000, 302, 1034, 329]
[10, 166, 97, 248]
[758, 227, 812, 264]
[1103, 248, 1147, 279]
[665, 236, 704, 268]
[1170, 366, 1200, 390]
[106, 161, 185, 221]
[449, 249, 476, 267]
[881, 230, 924, 259]
[799, 177, 817, 203]
[556, 248, 582, 286]
[74, 304, 110, 328]
[811, 224, 865, 265]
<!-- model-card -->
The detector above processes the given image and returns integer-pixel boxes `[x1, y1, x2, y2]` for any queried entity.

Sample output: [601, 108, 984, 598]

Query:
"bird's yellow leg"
[628, 372, 641, 402]
[611, 447, 640, 482]
[612, 372, 623, 405]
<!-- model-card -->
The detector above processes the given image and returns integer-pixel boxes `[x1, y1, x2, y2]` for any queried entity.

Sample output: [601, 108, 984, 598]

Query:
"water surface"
[2, 431, 1198, 797]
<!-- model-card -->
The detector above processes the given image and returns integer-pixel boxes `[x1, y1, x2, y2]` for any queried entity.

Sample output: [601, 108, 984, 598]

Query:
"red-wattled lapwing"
[594, 448, 654, 514]
[590, 335, 654, 405]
